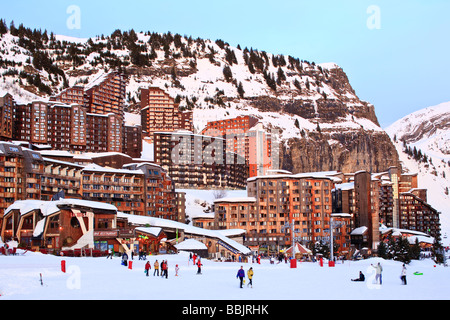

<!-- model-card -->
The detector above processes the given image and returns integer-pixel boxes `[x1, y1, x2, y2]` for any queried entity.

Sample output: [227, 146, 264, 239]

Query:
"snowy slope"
[0, 29, 382, 143]
[385, 102, 450, 245]
[0, 249, 449, 300]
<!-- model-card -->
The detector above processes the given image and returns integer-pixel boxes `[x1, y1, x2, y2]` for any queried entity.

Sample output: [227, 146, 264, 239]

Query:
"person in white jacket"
[400, 264, 407, 285]
[371, 262, 383, 284]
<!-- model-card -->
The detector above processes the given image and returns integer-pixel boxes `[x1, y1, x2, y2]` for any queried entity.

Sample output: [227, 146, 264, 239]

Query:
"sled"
[413, 272, 423, 275]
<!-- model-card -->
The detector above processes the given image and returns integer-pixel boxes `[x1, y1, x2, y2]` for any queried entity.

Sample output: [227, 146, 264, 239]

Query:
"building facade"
[332, 169, 441, 250]
[213, 171, 350, 255]
[153, 131, 248, 190]
[50, 72, 127, 118]
[0, 142, 184, 234]
[140, 87, 193, 141]
[201, 116, 273, 178]
[11, 101, 141, 157]
[0, 92, 14, 141]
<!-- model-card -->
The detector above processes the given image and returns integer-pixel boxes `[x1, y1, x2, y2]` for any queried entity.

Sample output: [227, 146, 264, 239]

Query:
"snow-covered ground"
[1, 249, 449, 300]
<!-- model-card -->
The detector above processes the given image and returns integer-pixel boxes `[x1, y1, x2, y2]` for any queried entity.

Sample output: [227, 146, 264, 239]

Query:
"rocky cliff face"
[281, 130, 399, 174]
[0, 27, 400, 174]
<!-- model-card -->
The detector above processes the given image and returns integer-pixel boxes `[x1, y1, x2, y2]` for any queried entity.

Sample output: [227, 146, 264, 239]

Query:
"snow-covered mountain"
[385, 101, 450, 245]
[0, 24, 399, 173]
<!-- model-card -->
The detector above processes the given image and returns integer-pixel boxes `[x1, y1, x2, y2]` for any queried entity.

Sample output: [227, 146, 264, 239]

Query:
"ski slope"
[0, 249, 449, 300]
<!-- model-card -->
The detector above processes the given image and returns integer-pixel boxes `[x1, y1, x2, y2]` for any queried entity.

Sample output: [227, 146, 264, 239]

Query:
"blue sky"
[3, 0, 450, 127]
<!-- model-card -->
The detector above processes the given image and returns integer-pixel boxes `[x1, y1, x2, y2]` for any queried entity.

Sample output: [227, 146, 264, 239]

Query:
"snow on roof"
[216, 229, 246, 237]
[407, 235, 434, 245]
[4, 200, 60, 217]
[57, 198, 117, 212]
[213, 197, 256, 203]
[333, 182, 354, 191]
[118, 212, 250, 255]
[380, 227, 431, 238]
[5, 199, 118, 217]
[5, 199, 117, 238]
[42, 157, 85, 168]
[350, 226, 368, 235]
[175, 238, 208, 251]
[247, 171, 340, 182]
[135, 227, 163, 237]
[82, 163, 144, 175]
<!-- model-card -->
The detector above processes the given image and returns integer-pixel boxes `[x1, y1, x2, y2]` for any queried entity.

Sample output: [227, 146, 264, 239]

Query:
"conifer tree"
[0, 19, 8, 35]
[237, 82, 245, 98]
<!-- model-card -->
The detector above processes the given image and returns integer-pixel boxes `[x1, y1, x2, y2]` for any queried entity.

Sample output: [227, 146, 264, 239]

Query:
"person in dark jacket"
[351, 271, 365, 282]
[122, 252, 128, 266]
[197, 258, 203, 274]
[236, 266, 245, 288]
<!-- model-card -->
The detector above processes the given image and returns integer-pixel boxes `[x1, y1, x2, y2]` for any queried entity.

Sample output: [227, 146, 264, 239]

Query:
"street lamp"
[330, 213, 351, 263]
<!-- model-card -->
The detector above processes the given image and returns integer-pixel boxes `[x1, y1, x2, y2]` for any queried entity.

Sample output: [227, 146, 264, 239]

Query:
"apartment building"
[214, 171, 348, 255]
[50, 72, 127, 118]
[12, 102, 140, 156]
[125, 163, 181, 221]
[49, 86, 84, 105]
[332, 169, 441, 250]
[0, 142, 44, 221]
[0, 92, 14, 141]
[40, 157, 83, 201]
[399, 190, 440, 240]
[140, 87, 193, 141]
[84, 72, 127, 117]
[0, 142, 184, 232]
[81, 163, 146, 216]
[201, 115, 259, 137]
[122, 124, 143, 158]
[14, 101, 49, 144]
[201, 116, 273, 177]
[153, 131, 248, 190]
[86, 112, 123, 153]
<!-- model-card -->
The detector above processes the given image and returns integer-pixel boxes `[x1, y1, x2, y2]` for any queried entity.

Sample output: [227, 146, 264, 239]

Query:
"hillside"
[385, 101, 450, 244]
[0, 21, 399, 173]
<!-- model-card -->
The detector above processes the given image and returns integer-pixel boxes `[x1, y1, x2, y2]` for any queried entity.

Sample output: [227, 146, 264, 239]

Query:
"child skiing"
[175, 264, 180, 276]
[144, 261, 151, 276]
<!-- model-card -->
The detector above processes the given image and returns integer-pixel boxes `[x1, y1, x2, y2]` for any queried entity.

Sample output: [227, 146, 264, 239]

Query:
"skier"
[193, 253, 197, 266]
[351, 271, 365, 282]
[247, 267, 254, 288]
[371, 262, 383, 285]
[175, 264, 180, 276]
[400, 264, 407, 285]
[145, 261, 151, 277]
[154, 259, 160, 276]
[106, 247, 113, 259]
[122, 252, 128, 267]
[236, 266, 245, 288]
[257, 255, 261, 264]
[161, 260, 168, 278]
[197, 258, 203, 274]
